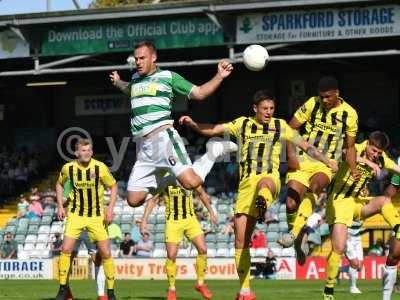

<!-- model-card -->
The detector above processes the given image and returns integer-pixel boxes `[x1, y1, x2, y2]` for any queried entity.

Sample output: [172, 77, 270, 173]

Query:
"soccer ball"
[243, 44, 269, 71]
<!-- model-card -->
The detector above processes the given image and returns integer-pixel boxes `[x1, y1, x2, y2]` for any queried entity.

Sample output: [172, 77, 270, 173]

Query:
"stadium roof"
[0, 0, 386, 26]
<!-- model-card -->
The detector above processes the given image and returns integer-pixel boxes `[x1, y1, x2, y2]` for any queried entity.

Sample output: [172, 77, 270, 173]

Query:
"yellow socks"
[166, 258, 177, 289]
[58, 252, 72, 285]
[102, 257, 115, 290]
[195, 254, 207, 285]
[382, 203, 400, 229]
[235, 248, 251, 289]
[291, 194, 315, 238]
[258, 187, 274, 208]
[325, 251, 341, 289]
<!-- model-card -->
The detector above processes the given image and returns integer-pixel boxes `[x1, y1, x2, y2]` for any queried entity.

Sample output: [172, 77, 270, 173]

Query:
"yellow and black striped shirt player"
[142, 182, 215, 300]
[55, 139, 117, 300]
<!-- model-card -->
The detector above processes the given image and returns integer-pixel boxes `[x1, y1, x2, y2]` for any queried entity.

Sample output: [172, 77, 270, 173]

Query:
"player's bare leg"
[165, 242, 179, 300]
[254, 178, 276, 224]
[97, 240, 116, 300]
[323, 223, 348, 300]
[191, 235, 213, 299]
[234, 214, 257, 300]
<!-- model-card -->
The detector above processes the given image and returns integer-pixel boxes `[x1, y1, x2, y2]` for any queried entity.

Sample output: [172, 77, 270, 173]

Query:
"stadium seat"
[229, 248, 235, 256]
[216, 234, 229, 242]
[156, 215, 165, 224]
[153, 249, 167, 258]
[113, 206, 122, 215]
[14, 234, 26, 244]
[250, 248, 256, 257]
[30, 249, 41, 258]
[29, 218, 41, 226]
[207, 248, 216, 257]
[281, 247, 295, 257]
[16, 224, 28, 235]
[270, 247, 282, 257]
[123, 205, 133, 214]
[255, 248, 268, 257]
[5, 225, 16, 234]
[154, 233, 164, 243]
[121, 224, 131, 234]
[279, 222, 289, 233]
[36, 243, 47, 250]
[206, 242, 216, 249]
[43, 208, 55, 216]
[17, 249, 29, 260]
[38, 225, 50, 234]
[279, 205, 286, 213]
[121, 214, 133, 224]
[146, 224, 155, 232]
[134, 206, 145, 214]
[266, 232, 279, 242]
[217, 242, 228, 249]
[267, 223, 279, 232]
[113, 215, 121, 225]
[148, 216, 156, 224]
[268, 242, 281, 249]
[24, 243, 35, 251]
[217, 214, 227, 224]
[41, 215, 52, 225]
[216, 248, 229, 257]
[278, 212, 287, 221]
[190, 248, 198, 257]
[25, 234, 37, 243]
[50, 224, 63, 234]
[28, 225, 39, 234]
[6, 219, 17, 226]
[155, 243, 165, 250]
[205, 234, 216, 242]
[177, 248, 189, 257]
[37, 234, 49, 243]
[155, 223, 165, 233]
[40, 250, 51, 258]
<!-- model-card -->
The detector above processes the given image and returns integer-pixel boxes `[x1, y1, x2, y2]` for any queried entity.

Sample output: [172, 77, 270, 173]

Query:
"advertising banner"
[75, 95, 130, 116]
[0, 259, 52, 279]
[114, 257, 296, 280]
[296, 256, 387, 280]
[237, 5, 400, 44]
[42, 17, 223, 56]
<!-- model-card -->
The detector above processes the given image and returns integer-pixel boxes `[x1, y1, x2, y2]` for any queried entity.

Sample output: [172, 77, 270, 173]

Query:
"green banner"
[41, 17, 224, 56]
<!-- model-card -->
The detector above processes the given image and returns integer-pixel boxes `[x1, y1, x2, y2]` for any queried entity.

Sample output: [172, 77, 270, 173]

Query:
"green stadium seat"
[14, 234, 26, 244]
[41, 215, 52, 225]
[29, 218, 41, 226]
[121, 224, 131, 234]
[5, 225, 16, 234]
[28, 225, 39, 234]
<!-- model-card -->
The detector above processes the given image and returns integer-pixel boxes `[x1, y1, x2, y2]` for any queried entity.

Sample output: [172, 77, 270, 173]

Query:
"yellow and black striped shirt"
[294, 96, 358, 160]
[223, 116, 300, 182]
[329, 141, 396, 201]
[163, 185, 195, 221]
[58, 159, 116, 217]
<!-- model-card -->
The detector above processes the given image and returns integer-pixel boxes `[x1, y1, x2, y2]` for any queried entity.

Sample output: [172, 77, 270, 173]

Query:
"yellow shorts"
[235, 172, 281, 218]
[286, 157, 333, 188]
[64, 214, 108, 242]
[326, 196, 371, 227]
[165, 216, 203, 244]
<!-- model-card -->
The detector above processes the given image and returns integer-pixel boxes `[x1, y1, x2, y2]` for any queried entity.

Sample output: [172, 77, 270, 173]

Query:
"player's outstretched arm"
[179, 115, 225, 137]
[190, 59, 233, 101]
[346, 135, 360, 181]
[110, 71, 130, 95]
[140, 195, 159, 236]
[196, 186, 218, 226]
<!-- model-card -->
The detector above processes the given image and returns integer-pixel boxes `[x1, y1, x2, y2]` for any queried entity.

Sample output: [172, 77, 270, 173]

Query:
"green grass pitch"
[0, 279, 384, 299]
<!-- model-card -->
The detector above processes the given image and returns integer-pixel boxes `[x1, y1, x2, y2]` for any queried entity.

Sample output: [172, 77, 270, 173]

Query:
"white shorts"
[128, 127, 192, 192]
[345, 236, 363, 261]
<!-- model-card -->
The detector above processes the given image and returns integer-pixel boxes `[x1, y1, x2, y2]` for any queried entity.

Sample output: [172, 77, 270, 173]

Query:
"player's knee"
[287, 187, 301, 212]
[197, 246, 207, 255]
[127, 196, 145, 208]
[61, 245, 74, 254]
[167, 254, 177, 261]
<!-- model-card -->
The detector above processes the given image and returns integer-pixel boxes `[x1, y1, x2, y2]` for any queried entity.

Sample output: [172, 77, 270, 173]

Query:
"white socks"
[383, 265, 397, 300]
[193, 141, 238, 181]
[95, 265, 106, 296]
[349, 267, 358, 288]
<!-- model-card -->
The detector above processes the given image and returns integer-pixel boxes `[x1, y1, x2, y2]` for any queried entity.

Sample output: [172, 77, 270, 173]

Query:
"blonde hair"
[75, 138, 92, 151]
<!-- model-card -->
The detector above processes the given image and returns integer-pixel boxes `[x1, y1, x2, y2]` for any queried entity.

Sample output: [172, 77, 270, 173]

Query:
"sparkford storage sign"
[237, 5, 400, 43]
[41, 17, 223, 56]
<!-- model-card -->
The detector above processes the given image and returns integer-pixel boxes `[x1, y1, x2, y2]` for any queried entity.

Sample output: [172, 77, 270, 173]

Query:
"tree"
[89, 0, 168, 8]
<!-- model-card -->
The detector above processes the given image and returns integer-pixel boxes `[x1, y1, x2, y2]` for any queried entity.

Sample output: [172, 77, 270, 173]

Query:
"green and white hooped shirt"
[128, 67, 194, 138]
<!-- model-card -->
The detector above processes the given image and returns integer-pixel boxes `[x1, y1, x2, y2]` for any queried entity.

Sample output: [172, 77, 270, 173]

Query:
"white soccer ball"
[243, 44, 269, 71]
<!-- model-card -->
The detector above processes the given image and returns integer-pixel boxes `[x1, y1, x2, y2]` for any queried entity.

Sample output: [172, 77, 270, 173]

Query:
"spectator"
[136, 232, 153, 257]
[250, 228, 267, 249]
[263, 250, 277, 279]
[118, 233, 136, 257]
[130, 218, 142, 244]
[27, 195, 43, 219]
[50, 233, 63, 257]
[368, 239, 384, 256]
[1, 232, 18, 259]
[17, 194, 29, 218]
[108, 222, 123, 243]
